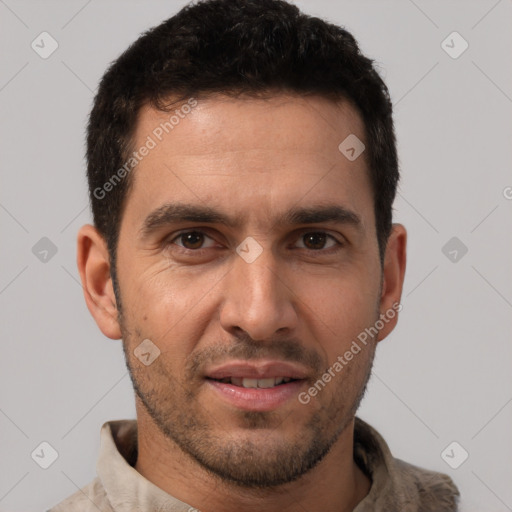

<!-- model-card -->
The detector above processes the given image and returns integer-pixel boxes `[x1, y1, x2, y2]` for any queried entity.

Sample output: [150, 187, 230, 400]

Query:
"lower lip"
[206, 379, 305, 412]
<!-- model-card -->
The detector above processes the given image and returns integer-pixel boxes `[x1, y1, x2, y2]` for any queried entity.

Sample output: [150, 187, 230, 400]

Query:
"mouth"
[203, 361, 310, 411]
[207, 376, 299, 388]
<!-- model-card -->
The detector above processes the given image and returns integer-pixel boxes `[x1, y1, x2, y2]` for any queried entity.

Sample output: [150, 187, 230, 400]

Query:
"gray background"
[1, 1, 511, 511]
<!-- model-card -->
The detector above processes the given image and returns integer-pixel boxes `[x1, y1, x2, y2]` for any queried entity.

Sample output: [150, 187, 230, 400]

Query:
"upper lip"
[205, 360, 310, 380]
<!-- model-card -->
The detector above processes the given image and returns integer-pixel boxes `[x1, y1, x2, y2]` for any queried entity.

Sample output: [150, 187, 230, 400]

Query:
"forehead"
[124, 94, 373, 232]
[135, 94, 366, 160]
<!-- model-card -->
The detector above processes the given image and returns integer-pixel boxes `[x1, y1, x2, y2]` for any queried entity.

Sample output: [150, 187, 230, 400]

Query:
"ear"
[77, 224, 122, 339]
[376, 223, 407, 342]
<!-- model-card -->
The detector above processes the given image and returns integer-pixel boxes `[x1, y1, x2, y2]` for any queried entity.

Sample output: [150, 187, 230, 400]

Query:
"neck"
[134, 401, 371, 512]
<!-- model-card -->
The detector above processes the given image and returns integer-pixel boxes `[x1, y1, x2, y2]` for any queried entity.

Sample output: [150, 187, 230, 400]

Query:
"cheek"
[296, 272, 380, 341]
[121, 265, 222, 359]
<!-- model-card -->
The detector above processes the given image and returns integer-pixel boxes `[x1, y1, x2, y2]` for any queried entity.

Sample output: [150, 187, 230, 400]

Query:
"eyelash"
[166, 229, 344, 255]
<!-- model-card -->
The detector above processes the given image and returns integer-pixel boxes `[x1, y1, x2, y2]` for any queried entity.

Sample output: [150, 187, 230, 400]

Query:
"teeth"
[257, 378, 276, 388]
[240, 377, 293, 388]
[215, 377, 296, 387]
[242, 378, 259, 388]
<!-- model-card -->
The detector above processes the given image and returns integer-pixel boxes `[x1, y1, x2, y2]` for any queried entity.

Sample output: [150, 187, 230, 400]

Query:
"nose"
[219, 248, 298, 341]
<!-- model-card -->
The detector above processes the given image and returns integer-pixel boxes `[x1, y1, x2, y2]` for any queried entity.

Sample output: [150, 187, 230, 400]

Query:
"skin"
[77, 94, 407, 512]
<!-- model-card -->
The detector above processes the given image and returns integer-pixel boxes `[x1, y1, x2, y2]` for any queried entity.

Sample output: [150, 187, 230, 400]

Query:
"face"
[101, 95, 398, 487]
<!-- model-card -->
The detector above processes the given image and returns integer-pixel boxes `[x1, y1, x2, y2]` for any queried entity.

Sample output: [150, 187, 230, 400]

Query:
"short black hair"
[87, 0, 399, 279]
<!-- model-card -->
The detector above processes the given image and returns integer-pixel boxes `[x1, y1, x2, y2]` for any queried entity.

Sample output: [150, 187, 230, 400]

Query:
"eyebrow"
[139, 202, 363, 238]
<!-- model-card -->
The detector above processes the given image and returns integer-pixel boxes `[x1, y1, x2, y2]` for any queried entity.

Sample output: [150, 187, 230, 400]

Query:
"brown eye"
[296, 232, 338, 250]
[303, 232, 326, 249]
[175, 231, 207, 249]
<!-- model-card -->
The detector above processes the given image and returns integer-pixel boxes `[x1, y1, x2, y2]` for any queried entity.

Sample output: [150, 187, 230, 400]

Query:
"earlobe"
[77, 224, 122, 340]
[377, 223, 407, 342]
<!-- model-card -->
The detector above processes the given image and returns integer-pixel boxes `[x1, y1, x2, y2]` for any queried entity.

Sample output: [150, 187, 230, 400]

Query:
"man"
[50, 0, 460, 510]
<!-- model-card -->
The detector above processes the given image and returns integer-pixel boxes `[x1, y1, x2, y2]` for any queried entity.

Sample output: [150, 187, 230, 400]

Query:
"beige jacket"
[49, 417, 459, 511]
